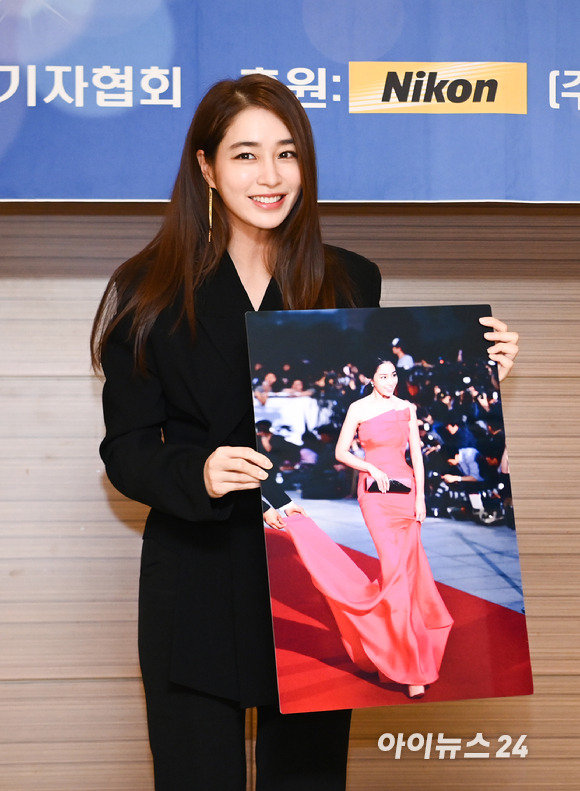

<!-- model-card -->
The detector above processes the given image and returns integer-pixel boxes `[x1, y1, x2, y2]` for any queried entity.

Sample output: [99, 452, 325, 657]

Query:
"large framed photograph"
[246, 305, 533, 713]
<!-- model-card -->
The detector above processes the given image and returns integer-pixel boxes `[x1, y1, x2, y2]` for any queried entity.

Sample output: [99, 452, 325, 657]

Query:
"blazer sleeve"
[260, 470, 292, 511]
[99, 319, 233, 524]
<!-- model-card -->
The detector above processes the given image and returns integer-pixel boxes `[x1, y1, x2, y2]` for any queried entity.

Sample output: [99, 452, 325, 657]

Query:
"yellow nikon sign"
[349, 62, 527, 114]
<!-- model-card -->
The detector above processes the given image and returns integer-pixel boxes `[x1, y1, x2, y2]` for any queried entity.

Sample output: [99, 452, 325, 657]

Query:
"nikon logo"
[383, 70, 497, 104]
[349, 62, 527, 114]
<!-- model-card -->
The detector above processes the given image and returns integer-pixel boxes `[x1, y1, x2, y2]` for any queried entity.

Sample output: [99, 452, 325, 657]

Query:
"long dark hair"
[91, 74, 353, 371]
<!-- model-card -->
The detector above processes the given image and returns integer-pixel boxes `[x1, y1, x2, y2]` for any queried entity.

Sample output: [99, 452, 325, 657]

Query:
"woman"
[91, 74, 381, 791]
[91, 74, 518, 789]
[275, 360, 453, 699]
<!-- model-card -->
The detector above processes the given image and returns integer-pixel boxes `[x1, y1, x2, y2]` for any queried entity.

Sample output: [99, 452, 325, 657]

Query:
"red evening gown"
[283, 407, 453, 686]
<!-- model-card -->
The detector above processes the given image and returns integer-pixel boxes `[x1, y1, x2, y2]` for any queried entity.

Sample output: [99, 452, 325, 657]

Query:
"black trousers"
[139, 538, 352, 790]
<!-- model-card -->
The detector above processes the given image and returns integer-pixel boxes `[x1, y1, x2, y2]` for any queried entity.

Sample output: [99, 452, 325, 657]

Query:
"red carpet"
[265, 529, 534, 713]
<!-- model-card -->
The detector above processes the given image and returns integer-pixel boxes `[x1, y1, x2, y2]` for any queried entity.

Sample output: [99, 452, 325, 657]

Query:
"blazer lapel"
[196, 253, 253, 372]
[195, 254, 282, 449]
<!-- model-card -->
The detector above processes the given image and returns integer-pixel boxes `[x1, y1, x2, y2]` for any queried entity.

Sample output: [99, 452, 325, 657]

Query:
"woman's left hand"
[415, 496, 426, 523]
[479, 316, 519, 382]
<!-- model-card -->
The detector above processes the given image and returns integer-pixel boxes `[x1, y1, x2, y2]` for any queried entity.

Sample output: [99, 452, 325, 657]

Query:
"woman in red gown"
[279, 360, 453, 699]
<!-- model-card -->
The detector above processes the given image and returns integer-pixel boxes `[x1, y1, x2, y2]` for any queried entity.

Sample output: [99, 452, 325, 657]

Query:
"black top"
[100, 246, 382, 706]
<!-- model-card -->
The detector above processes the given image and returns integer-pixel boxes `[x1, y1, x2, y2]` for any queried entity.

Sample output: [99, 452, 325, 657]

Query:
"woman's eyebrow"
[228, 138, 295, 150]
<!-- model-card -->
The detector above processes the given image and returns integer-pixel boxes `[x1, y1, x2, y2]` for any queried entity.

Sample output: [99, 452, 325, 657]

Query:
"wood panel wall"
[0, 202, 578, 790]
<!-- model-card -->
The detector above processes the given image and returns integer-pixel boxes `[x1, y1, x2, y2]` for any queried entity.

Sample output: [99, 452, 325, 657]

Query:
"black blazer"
[100, 246, 381, 706]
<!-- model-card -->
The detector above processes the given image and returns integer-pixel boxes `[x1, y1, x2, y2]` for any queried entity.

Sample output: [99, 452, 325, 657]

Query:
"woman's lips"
[250, 194, 285, 207]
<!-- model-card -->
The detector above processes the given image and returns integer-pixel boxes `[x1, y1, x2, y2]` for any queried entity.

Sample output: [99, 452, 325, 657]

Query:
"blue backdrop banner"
[1, 0, 579, 201]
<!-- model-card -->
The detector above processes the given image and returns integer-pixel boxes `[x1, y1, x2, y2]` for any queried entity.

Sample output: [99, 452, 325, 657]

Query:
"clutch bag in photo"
[365, 477, 412, 494]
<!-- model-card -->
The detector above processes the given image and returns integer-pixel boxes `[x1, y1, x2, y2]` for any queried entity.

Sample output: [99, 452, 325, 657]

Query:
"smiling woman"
[90, 73, 383, 791]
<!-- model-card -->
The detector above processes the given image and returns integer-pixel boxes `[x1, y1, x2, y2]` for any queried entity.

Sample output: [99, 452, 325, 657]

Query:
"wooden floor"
[0, 202, 578, 789]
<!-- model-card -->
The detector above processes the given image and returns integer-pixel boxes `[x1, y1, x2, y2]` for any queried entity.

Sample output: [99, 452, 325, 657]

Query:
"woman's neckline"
[226, 251, 273, 311]
[359, 405, 410, 426]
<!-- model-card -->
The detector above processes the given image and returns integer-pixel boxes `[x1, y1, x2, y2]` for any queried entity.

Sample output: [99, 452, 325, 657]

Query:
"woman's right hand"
[203, 446, 272, 498]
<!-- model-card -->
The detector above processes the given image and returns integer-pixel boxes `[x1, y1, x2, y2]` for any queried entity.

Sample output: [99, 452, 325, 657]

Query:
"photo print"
[246, 305, 533, 713]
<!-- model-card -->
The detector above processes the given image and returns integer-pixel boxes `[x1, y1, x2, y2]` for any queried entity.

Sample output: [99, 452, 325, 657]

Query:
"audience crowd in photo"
[252, 338, 514, 528]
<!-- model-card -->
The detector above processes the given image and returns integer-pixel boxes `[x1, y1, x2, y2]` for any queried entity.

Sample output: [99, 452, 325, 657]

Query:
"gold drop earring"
[208, 186, 213, 243]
